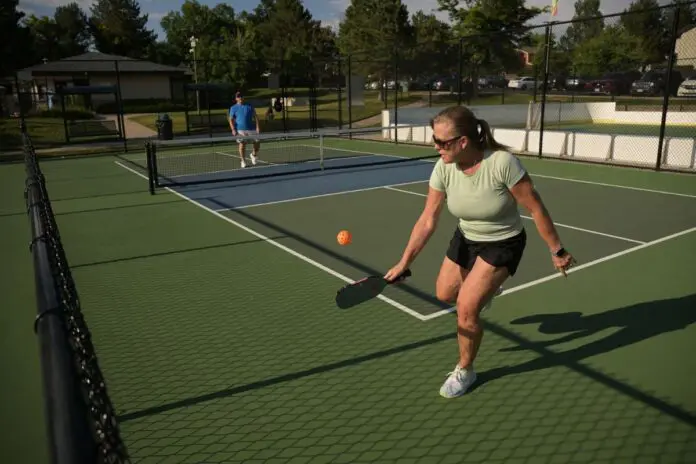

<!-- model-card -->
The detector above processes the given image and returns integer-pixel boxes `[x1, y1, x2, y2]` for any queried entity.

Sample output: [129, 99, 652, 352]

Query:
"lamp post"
[189, 36, 200, 113]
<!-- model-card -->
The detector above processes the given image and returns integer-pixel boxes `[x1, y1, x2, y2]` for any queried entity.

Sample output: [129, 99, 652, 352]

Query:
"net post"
[320, 134, 325, 170]
[145, 141, 155, 195]
[151, 143, 160, 188]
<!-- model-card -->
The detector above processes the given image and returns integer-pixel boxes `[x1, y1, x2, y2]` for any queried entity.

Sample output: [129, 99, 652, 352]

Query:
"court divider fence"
[22, 119, 131, 464]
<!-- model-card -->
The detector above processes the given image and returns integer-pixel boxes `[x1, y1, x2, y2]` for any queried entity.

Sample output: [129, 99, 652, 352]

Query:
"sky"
[17, 0, 673, 40]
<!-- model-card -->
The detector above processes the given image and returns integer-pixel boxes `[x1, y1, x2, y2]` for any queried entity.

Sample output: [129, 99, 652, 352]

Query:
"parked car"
[676, 76, 696, 97]
[630, 69, 684, 96]
[565, 76, 592, 90]
[507, 76, 539, 90]
[586, 71, 641, 95]
[477, 75, 508, 89]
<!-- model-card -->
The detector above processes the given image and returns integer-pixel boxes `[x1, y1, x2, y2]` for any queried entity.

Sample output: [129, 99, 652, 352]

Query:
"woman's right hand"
[384, 260, 410, 283]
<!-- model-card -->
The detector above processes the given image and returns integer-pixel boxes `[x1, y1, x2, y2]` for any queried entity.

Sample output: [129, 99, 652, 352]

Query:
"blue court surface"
[167, 154, 437, 210]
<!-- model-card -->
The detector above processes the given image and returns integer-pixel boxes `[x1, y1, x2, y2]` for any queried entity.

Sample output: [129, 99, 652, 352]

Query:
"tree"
[338, 0, 413, 98]
[0, 0, 30, 77]
[559, 0, 604, 53]
[663, 0, 696, 55]
[160, 0, 237, 62]
[437, 0, 545, 96]
[572, 25, 643, 76]
[619, 0, 665, 69]
[54, 4, 91, 56]
[89, 0, 156, 58]
[404, 11, 456, 82]
[249, 0, 329, 84]
[25, 3, 91, 62]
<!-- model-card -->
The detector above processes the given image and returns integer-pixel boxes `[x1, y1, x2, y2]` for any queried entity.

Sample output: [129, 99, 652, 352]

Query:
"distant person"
[228, 91, 261, 168]
[384, 105, 576, 399]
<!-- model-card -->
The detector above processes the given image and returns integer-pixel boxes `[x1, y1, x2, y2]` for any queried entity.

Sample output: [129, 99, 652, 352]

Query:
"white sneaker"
[240, 159, 246, 168]
[250, 154, 257, 165]
[439, 365, 477, 398]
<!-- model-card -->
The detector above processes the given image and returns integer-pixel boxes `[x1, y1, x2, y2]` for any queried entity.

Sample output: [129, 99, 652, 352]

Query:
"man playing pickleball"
[229, 91, 261, 168]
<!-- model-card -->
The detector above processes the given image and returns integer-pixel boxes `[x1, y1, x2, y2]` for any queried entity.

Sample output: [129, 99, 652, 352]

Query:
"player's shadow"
[474, 293, 696, 391]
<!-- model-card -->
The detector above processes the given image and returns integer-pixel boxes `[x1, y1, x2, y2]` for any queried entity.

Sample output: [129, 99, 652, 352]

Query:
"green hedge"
[96, 99, 188, 114]
[38, 108, 95, 119]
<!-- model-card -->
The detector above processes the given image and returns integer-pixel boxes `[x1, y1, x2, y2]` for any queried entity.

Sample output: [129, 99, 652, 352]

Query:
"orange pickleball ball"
[337, 230, 352, 246]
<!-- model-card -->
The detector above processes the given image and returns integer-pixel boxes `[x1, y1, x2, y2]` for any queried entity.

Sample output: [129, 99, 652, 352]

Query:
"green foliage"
[9, 0, 692, 101]
[619, 0, 664, 67]
[0, 0, 31, 76]
[559, 0, 604, 52]
[338, 0, 413, 78]
[24, 3, 91, 62]
[89, 0, 156, 58]
[404, 11, 457, 79]
[39, 108, 95, 119]
[438, 0, 545, 74]
[572, 25, 644, 76]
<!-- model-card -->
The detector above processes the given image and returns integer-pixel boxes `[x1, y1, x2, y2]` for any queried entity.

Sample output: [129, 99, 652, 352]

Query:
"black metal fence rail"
[22, 122, 130, 464]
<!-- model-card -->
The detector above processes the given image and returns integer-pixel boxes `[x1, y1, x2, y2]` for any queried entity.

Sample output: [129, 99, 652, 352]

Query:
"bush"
[95, 99, 187, 114]
[38, 108, 95, 119]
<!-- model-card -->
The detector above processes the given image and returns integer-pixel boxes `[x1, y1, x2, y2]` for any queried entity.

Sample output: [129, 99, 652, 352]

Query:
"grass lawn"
[129, 93, 424, 136]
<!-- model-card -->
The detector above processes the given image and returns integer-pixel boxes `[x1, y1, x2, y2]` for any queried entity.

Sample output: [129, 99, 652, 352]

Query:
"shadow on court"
[473, 293, 696, 426]
[71, 236, 286, 269]
[207, 198, 451, 311]
[500, 293, 696, 354]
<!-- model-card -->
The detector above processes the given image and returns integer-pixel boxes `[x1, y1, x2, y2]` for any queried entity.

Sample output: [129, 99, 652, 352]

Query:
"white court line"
[215, 179, 430, 211]
[315, 144, 696, 199]
[383, 186, 647, 245]
[530, 173, 696, 199]
[114, 160, 428, 322]
[421, 226, 696, 321]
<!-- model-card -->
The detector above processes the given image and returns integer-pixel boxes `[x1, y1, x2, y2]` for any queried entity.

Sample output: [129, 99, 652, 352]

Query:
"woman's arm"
[508, 173, 562, 252]
[384, 187, 446, 280]
[508, 173, 576, 275]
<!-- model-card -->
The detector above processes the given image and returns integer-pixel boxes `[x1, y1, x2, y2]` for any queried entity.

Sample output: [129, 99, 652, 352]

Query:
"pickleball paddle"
[335, 269, 412, 309]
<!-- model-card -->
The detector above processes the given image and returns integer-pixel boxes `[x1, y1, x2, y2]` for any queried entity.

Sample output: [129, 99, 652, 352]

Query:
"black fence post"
[458, 39, 463, 106]
[537, 24, 553, 159]
[347, 55, 353, 134]
[394, 50, 399, 144]
[656, 5, 681, 171]
[114, 60, 128, 152]
[337, 57, 343, 130]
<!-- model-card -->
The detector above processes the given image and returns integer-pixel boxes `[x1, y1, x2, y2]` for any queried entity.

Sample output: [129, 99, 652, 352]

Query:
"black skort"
[446, 227, 527, 276]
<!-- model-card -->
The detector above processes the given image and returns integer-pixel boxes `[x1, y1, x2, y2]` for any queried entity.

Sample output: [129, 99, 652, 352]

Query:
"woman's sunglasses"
[432, 135, 462, 148]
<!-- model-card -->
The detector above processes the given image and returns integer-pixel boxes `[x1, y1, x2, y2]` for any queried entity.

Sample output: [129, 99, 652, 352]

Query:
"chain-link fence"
[1, 2, 694, 171]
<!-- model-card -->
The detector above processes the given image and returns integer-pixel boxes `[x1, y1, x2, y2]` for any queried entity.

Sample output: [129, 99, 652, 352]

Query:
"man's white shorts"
[235, 130, 259, 143]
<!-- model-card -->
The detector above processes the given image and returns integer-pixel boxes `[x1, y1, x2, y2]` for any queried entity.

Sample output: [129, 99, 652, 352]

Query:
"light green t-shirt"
[429, 150, 527, 242]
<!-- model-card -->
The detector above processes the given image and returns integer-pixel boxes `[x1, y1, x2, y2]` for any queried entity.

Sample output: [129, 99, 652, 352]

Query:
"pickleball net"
[144, 125, 438, 190]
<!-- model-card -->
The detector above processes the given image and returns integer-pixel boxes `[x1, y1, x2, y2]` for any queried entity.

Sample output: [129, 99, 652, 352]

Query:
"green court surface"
[543, 121, 696, 138]
[2, 142, 696, 463]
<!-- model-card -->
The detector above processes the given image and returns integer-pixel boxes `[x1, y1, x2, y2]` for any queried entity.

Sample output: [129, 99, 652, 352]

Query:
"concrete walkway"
[100, 114, 157, 139]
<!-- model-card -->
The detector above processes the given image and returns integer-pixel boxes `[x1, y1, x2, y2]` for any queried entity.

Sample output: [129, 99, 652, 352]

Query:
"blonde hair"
[430, 106, 508, 151]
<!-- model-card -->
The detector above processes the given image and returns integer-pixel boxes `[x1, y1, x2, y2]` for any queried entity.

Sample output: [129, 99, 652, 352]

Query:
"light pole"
[189, 36, 200, 113]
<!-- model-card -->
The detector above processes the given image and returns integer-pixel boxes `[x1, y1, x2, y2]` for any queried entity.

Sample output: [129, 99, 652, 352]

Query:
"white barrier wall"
[382, 102, 696, 170]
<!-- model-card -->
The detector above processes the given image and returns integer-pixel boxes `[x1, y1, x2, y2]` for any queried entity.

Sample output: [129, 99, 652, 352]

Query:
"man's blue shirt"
[229, 103, 256, 131]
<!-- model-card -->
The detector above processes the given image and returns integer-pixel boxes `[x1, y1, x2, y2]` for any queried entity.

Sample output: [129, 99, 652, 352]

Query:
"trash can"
[156, 113, 173, 140]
